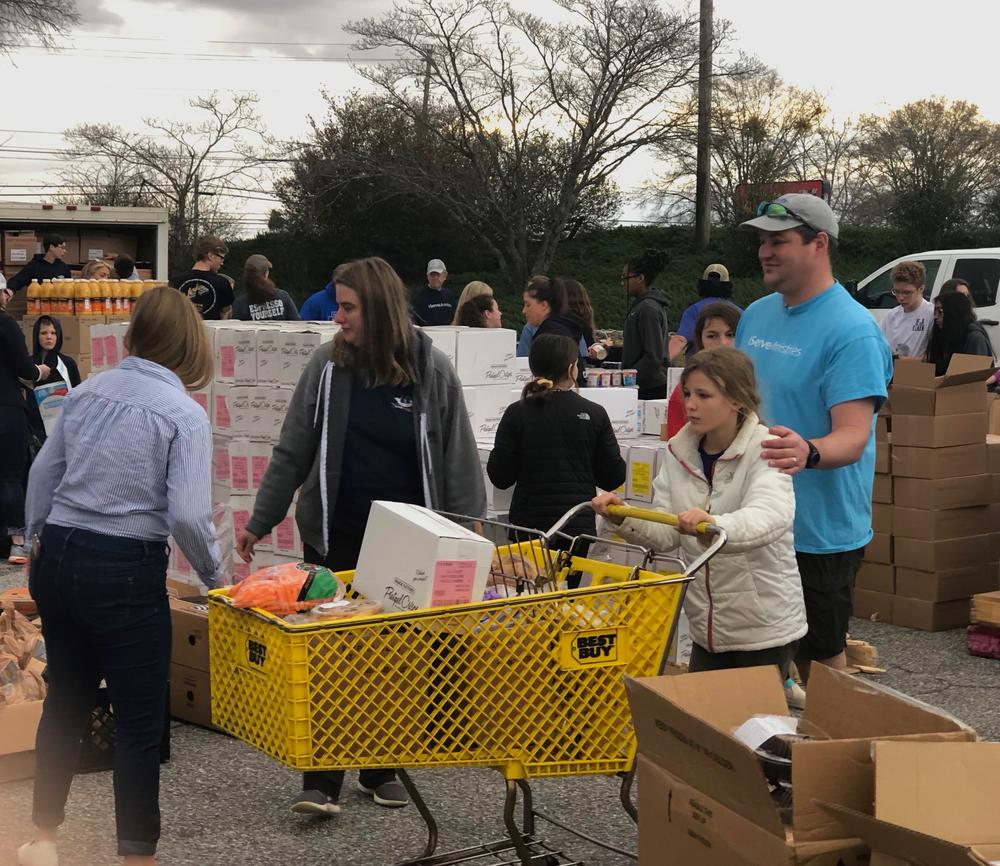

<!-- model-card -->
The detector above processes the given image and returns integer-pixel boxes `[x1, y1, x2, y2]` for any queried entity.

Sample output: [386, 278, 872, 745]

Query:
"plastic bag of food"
[284, 598, 383, 624]
[227, 561, 345, 615]
[0, 601, 40, 667]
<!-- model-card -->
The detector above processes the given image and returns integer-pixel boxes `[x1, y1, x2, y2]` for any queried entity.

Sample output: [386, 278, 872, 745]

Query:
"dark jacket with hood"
[247, 328, 486, 558]
[7, 254, 72, 292]
[0, 310, 41, 410]
[488, 389, 625, 541]
[622, 288, 670, 390]
[25, 316, 81, 441]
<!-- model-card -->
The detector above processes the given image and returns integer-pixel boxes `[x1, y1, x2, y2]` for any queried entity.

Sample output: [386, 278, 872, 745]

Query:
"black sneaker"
[358, 780, 408, 808]
[290, 789, 341, 816]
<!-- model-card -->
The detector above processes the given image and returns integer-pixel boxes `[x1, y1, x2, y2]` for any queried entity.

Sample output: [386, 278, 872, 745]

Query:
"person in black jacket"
[621, 249, 671, 399]
[0, 285, 48, 563]
[25, 315, 82, 445]
[521, 275, 588, 347]
[488, 334, 626, 586]
[925, 291, 994, 376]
[7, 234, 72, 292]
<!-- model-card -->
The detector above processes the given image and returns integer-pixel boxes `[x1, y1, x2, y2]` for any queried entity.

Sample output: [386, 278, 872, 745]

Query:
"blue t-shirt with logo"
[736, 283, 892, 554]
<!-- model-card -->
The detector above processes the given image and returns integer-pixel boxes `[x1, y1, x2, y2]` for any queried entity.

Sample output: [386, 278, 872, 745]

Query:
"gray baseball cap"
[741, 193, 839, 239]
[426, 258, 446, 274]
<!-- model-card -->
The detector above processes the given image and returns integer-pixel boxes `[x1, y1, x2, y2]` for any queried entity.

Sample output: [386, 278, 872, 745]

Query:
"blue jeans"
[29, 523, 171, 857]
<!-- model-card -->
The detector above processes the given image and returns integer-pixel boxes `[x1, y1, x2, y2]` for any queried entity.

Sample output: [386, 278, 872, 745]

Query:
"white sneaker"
[784, 678, 806, 711]
[17, 840, 58, 866]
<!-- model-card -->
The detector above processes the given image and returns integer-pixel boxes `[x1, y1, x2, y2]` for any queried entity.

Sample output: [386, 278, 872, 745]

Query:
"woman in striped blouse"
[19, 287, 220, 866]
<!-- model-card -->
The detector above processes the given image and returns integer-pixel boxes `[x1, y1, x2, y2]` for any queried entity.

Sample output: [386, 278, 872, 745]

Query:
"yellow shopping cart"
[207, 503, 726, 865]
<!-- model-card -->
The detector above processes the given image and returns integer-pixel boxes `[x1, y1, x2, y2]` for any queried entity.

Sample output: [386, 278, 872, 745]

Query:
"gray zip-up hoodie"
[246, 328, 487, 557]
[622, 288, 670, 391]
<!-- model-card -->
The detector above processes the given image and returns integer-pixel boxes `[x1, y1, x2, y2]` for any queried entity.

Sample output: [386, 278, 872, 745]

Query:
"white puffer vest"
[610, 414, 807, 653]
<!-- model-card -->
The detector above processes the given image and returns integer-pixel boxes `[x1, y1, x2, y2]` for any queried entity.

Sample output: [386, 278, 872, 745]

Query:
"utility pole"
[694, 0, 713, 250]
[420, 46, 433, 145]
[192, 175, 200, 244]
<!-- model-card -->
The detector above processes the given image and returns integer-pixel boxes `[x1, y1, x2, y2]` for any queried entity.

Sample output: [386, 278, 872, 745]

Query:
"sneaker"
[8, 544, 29, 565]
[17, 840, 58, 866]
[358, 779, 409, 808]
[290, 790, 341, 817]
[784, 678, 806, 711]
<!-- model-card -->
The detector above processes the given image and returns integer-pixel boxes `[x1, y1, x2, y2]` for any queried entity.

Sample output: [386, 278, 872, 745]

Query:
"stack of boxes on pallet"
[856, 355, 1000, 630]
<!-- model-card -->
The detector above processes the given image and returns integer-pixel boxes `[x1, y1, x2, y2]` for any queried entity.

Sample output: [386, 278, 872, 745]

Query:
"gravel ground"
[1, 559, 997, 866]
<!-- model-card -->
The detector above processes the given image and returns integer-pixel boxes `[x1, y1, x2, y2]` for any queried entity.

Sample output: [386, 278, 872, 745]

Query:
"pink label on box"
[275, 516, 295, 552]
[91, 336, 105, 367]
[231, 456, 249, 491]
[220, 345, 236, 378]
[215, 395, 230, 428]
[251, 455, 269, 489]
[192, 392, 209, 413]
[212, 445, 230, 482]
[232, 508, 249, 540]
[431, 560, 478, 606]
[104, 335, 119, 366]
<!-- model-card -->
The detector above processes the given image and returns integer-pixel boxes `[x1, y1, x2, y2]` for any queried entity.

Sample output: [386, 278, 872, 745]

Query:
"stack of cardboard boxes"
[855, 356, 1000, 630]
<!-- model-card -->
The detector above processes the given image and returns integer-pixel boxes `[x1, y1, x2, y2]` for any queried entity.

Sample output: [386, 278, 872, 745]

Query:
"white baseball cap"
[426, 258, 446, 274]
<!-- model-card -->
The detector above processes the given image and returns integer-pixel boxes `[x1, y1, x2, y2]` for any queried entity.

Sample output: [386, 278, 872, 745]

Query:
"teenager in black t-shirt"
[169, 235, 235, 320]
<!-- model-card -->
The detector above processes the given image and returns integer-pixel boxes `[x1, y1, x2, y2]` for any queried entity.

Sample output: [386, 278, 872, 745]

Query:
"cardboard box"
[641, 399, 669, 436]
[268, 387, 292, 443]
[872, 473, 893, 504]
[0, 696, 44, 783]
[272, 504, 301, 557]
[579, 387, 640, 436]
[627, 444, 660, 504]
[254, 326, 282, 385]
[169, 663, 217, 730]
[872, 503, 892, 534]
[971, 589, 1000, 625]
[892, 474, 991, 510]
[854, 588, 894, 622]
[421, 325, 459, 367]
[169, 596, 209, 671]
[891, 443, 986, 479]
[512, 356, 532, 388]
[856, 562, 895, 595]
[229, 441, 252, 494]
[352, 501, 494, 613]
[893, 534, 995, 571]
[864, 532, 892, 565]
[627, 665, 973, 860]
[891, 412, 988, 448]
[76, 354, 92, 381]
[463, 384, 516, 442]
[286, 327, 337, 389]
[4, 229, 40, 266]
[228, 387, 253, 439]
[213, 385, 233, 437]
[895, 564, 998, 603]
[233, 327, 258, 386]
[478, 446, 513, 516]
[890, 355, 994, 416]
[820, 741, 1000, 866]
[213, 324, 238, 383]
[875, 416, 889, 443]
[987, 434, 1000, 472]
[892, 504, 992, 540]
[454, 327, 516, 386]
[892, 595, 971, 631]
[875, 440, 890, 473]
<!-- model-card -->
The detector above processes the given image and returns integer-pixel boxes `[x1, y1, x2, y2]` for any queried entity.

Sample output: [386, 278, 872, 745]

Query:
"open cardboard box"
[0, 658, 47, 783]
[820, 741, 1000, 866]
[890, 355, 994, 416]
[626, 664, 975, 865]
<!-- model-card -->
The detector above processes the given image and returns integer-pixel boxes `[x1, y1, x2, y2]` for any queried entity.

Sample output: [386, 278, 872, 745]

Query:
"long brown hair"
[693, 302, 742, 352]
[330, 257, 416, 387]
[125, 286, 213, 389]
[680, 347, 760, 424]
[562, 279, 595, 332]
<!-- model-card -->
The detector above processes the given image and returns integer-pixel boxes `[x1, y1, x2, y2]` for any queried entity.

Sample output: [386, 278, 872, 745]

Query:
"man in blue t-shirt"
[736, 194, 892, 687]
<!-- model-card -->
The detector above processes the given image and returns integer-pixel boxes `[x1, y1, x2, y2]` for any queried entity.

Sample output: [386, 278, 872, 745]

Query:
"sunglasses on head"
[756, 200, 823, 236]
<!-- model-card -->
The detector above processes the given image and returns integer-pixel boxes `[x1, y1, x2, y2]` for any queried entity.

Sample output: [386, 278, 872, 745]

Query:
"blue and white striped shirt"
[26, 355, 220, 585]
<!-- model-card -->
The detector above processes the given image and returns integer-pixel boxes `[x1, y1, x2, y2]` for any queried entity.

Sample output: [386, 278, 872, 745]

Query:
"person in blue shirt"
[669, 263, 741, 361]
[736, 193, 891, 693]
[299, 280, 339, 321]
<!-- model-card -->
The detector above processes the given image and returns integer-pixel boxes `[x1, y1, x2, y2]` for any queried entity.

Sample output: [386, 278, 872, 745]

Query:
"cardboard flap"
[805, 664, 972, 739]
[625, 671, 785, 837]
[892, 354, 994, 388]
[818, 802, 979, 866]
[875, 741, 1000, 845]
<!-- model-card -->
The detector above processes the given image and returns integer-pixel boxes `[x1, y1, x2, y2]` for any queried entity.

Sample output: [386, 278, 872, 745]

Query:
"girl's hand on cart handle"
[236, 529, 258, 564]
[592, 492, 626, 524]
[678, 509, 715, 537]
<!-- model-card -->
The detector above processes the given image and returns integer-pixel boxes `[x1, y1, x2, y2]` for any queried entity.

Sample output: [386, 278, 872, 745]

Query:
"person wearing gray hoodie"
[621, 249, 671, 399]
[236, 256, 486, 817]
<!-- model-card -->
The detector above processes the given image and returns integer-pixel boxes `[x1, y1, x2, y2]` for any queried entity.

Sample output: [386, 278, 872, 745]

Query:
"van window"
[951, 258, 1000, 307]
[858, 258, 942, 308]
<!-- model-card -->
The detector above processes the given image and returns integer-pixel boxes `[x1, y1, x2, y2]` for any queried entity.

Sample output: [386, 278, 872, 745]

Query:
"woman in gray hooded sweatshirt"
[235, 255, 486, 818]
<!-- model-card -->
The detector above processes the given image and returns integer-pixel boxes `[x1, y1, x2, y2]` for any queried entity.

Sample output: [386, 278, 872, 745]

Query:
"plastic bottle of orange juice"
[27, 280, 41, 316]
[66, 280, 77, 316]
[128, 280, 141, 314]
[40, 280, 52, 314]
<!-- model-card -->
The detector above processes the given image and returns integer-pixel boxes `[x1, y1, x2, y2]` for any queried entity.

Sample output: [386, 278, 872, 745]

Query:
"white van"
[851, 248, 1000, 347]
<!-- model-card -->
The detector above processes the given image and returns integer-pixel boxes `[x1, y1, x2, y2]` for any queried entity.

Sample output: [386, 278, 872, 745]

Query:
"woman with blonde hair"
[81, 259, 113, 280]
[593, 347, 807, 704]
[236, 256, 485, 817]
[450, 280, 493, 325]
[20, 286, 220, 866]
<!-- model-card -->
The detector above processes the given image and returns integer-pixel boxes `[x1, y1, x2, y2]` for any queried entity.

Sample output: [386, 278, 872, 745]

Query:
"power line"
[14, 44, 401, 63]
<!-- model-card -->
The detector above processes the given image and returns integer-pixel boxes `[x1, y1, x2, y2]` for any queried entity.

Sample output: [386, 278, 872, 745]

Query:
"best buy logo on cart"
[560, 628, 630, 669]
[234, 631, 270, 677]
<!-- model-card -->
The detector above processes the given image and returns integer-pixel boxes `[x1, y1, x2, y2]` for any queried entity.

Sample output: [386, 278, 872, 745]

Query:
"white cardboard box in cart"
[352, 501, 495, 613]
[579, 387, 639, 436]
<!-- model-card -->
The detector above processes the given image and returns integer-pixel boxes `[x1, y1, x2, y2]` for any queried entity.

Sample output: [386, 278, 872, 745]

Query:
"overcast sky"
[2, 0, 998, 233]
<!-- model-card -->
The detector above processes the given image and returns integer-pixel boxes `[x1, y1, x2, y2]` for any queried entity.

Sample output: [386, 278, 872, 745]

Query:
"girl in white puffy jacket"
[593, 346, 807, 683]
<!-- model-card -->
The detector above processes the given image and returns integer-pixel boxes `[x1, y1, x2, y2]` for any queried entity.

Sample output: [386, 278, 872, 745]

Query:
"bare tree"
[0, 0, 78, 54]
[61, 93, 271, 266]
[347, 0, 721, 288]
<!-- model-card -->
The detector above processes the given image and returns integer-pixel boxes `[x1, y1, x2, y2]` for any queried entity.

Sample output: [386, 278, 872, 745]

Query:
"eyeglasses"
[891, 287, 920, 297]
[213, 251, 226, 262]
[756, 201, 823, 236]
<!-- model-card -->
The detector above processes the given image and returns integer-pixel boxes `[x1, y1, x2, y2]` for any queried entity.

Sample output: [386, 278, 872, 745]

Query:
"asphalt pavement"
[1, 560, 997, 866]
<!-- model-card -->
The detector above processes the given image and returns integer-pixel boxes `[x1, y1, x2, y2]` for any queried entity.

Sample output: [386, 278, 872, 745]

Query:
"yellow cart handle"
[606, 504, 720, 536]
